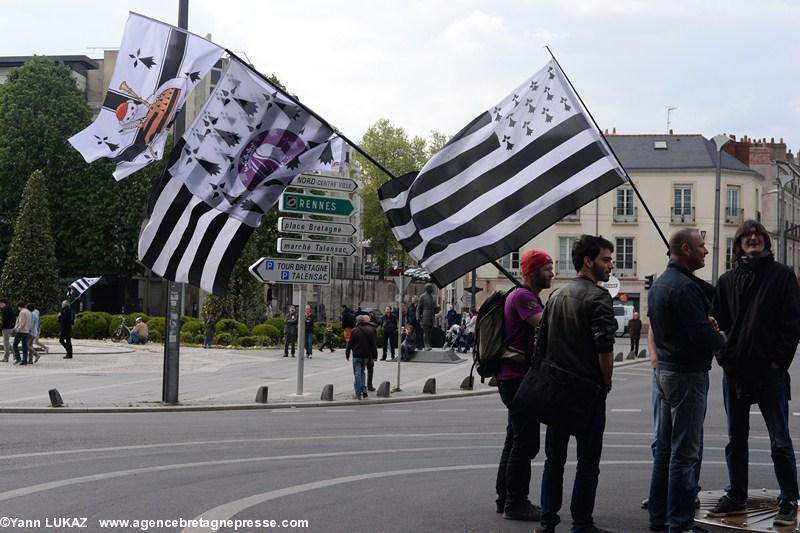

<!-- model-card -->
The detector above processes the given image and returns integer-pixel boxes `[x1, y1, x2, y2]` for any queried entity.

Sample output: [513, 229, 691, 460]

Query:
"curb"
[0, 359, 648, 414]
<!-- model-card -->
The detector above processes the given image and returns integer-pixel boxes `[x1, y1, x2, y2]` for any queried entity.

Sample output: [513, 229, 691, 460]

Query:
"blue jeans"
[352, 357, 367, 397]
[540, 399, 606, 532]
[128, 332, 146, 344]
[649, 369, 707, 531]
[723, 370, 799, 505]
[305, 331, 313, 356]
[496, 378, 540, 508]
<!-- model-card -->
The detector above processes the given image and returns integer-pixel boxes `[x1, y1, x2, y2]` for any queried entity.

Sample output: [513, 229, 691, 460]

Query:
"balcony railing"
[613, 206, 638, 224]
[725, 207, 744, 226]
[671, 206, 695, 224]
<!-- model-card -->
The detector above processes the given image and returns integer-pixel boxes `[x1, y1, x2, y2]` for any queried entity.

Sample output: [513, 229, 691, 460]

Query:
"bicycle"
[111, 316, 132, 343]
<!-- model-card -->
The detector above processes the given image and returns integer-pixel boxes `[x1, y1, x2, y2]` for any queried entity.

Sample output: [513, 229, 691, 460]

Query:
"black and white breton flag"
[69, 12, 223, 180]
[138, 59, 343, 296]
[379, 59, 627, 286]
[69, 277, 101, 298]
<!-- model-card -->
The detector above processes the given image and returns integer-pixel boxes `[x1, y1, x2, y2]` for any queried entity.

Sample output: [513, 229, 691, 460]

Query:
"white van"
[613, 305, 635, 336]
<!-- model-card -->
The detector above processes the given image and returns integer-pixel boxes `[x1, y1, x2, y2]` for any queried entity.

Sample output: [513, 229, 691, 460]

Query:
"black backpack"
[470, 286, 528, 382]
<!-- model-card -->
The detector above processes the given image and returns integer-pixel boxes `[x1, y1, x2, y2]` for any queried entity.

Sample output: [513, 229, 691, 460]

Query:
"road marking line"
[325, 409, 355, 413]
[611, 408, 641, 413]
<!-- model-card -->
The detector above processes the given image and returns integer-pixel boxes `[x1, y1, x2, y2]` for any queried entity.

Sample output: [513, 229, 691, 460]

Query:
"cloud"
[440, 10, 557, 55]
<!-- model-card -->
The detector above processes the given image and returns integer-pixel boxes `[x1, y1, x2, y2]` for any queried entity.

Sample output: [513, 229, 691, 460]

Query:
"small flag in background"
[379, 59, 627, 287]
[68, 12, 223, 180]
[68, 277, 101, 298]
[138, 59, 344, 296]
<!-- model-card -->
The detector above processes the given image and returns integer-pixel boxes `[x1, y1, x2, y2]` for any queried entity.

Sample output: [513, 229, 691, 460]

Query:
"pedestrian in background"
[27, 303, 47, 363]
[647, 228, 725, 533]
[0, 299, 14, 362]
[628, 311, 642, 357]
[319, 323, 335, 352]
[464, 310, 477, 353]
[341, 305, 355, 344]
[304, 305, 314, 358]
[346, 314, 377, 399]
[417, 284, 438, 351]
[283, 306, 298, 358]
[495, 250, 553, 522]
[13, 301, 32, 365]
[58, 300, 74, 359]
[400, 325, 417, 361]
[534, 235, 617, 533]
[203, 317, 216, 349]
[708, 220, 800, 526]
[381, 306, 398, 360]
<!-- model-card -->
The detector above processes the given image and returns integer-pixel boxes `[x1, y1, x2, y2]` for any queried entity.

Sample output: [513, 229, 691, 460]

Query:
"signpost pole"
[395, 273, 404, 392]
[296, 284, 305, 396]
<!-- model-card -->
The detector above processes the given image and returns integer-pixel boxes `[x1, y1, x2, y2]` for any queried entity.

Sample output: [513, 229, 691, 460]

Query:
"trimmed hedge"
[217, 319, 248, 339]
[181, 318, 204, 337]
[73, 312, 110, 339]
[214, 332, 233, 345]
[265, 316, 283, 332]
[251, 323, 279, 341]
[239, 336, 258, 347]
[40, 313, 59, 338]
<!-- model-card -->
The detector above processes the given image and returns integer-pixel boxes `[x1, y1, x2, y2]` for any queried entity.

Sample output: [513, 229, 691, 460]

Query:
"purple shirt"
[496, 287, 543, 381]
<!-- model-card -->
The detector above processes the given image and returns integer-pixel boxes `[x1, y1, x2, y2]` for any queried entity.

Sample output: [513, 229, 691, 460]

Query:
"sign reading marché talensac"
[279, 192, 354, 217]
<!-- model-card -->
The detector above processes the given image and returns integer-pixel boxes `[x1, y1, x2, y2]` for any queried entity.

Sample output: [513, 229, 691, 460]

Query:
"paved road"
[2, 359, 799, 532]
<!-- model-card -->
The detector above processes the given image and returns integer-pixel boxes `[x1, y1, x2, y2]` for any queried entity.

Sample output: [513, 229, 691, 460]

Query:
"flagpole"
[223, 49, 397, 184]
[544, 47, 669, 251]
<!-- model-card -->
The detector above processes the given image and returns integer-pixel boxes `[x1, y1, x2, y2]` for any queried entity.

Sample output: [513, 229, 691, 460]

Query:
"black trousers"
[367, 358, 375, 389]
[631, 336, 640, 355]
[59, 331, 72, 358]
[383, 331, 397, 358]
[496, 378, 541, 507]
[284, 333, 296, 356]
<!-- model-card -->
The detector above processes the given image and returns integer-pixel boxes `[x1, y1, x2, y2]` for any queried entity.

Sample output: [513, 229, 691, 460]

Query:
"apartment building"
[470, 132, 764, 322]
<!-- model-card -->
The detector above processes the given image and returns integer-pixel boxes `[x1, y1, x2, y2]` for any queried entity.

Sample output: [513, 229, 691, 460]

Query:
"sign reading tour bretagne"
[249, 258, 330, 285]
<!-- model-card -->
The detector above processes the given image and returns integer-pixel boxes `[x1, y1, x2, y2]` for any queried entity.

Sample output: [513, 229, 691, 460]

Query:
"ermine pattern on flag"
[379, 60, 626, 286]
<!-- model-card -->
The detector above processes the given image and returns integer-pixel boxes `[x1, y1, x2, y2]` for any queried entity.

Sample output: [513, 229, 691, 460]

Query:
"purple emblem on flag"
[237, 129, 307, 189]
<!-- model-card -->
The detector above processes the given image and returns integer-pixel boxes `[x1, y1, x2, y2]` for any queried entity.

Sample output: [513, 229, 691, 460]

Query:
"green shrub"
[95, 312, 113, 327]
[194, 333, 205, 344]
[217, 318, 248, 339]
[40, 314, 59, 338]
[148, 329, 162, 343]
[181, 319, 204, 337]
[251, 323, 279, 340]
[254, 335, 272, 347]
[239, 336, 258, 347]
[266, 316, 284, 332]
[180, 331, 194, 344]
[214, 332, 232, 345]
[73, 312, 110, 339]
[147, 317, 165, 338]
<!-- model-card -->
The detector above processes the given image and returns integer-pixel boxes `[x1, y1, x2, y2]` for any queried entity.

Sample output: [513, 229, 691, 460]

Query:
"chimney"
[612, 127, 616, 135]
[731, 134, 736, 141]
[669, 129, 673, 135]
[604, 128, 608, 135]
[771, 137, 775, 144]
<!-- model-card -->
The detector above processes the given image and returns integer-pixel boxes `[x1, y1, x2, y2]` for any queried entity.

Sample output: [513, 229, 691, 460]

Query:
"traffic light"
[644, 274, 655, 290]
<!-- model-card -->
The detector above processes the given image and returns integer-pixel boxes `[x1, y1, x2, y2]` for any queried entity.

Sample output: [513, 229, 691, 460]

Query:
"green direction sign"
[279, 192, 355, 217]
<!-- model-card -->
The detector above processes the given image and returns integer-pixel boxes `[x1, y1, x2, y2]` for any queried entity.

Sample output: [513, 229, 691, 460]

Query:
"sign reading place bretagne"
[279, 192, 354, 217]
[249, 257, 330, 285]
[291, 173, 358, 193]
[277, 217, 357, 237]
[277, 238, 357, 257]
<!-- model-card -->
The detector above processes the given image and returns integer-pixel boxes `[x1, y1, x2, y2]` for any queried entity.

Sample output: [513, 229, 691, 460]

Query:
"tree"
[0, 57, 91, 273]
[356, 119, 448, 277]
[0, 170, 60, 309]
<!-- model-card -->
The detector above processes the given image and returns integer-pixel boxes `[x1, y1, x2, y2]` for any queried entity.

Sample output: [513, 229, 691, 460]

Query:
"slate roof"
[605, 135, 754, 173]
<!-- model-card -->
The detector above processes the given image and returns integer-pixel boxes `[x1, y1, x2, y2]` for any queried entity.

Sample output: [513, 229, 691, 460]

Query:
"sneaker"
[707, 494, 746, 517]
[495, 499, 504, 514]
[368, 387, 376, 392]
[283, 354, 288, 358]
[362, 391, 368, 399]
[774, 501, 798, 526]
[502, 501, 541, 521]
[34, 354, 40, 363]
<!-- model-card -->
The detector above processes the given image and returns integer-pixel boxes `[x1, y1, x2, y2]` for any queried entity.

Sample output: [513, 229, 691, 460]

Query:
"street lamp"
[711, 134, 732, 285]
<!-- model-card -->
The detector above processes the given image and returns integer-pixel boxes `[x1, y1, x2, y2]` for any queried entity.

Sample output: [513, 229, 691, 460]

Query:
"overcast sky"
[4, 0, 799, 151]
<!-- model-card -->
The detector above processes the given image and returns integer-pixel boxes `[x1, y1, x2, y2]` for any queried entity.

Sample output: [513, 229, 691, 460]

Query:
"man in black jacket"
[0, 299, 15, 362]
[708, 220, 800, 526]
[647, 228, 726, 533]
[381, 306, 398, 360]
[535, 235, 617, 533]
[346, 314, 378, 399]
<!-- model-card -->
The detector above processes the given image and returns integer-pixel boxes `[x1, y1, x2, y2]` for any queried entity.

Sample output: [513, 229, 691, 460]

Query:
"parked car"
[613, 304, 635, 337]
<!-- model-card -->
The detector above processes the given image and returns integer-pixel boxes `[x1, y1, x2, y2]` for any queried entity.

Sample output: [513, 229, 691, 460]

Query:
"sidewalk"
[0, 338, 646, 412]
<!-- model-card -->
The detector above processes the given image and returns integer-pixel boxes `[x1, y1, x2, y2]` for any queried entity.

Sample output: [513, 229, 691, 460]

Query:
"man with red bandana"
[495, 249, 554, 521]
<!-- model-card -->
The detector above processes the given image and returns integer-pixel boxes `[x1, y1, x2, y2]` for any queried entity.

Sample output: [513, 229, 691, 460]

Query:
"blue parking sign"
[266, 261, 275, 271]
[281, 271, 290, 280]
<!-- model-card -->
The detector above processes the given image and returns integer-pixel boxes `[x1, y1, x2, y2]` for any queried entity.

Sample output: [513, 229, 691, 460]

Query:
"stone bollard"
[460, 375, 474, 390]
[254, 386, 269, 404]
[638, 349, 647, 359]
[614, 352, 623, 362]
[49, 389, 64, 408]
[320, 384, 334, 401]
[377, 381, 391, 397]
[488, 376, 498, 387]
[423, 378, 436, 394]
[626, 351, 636, 360]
